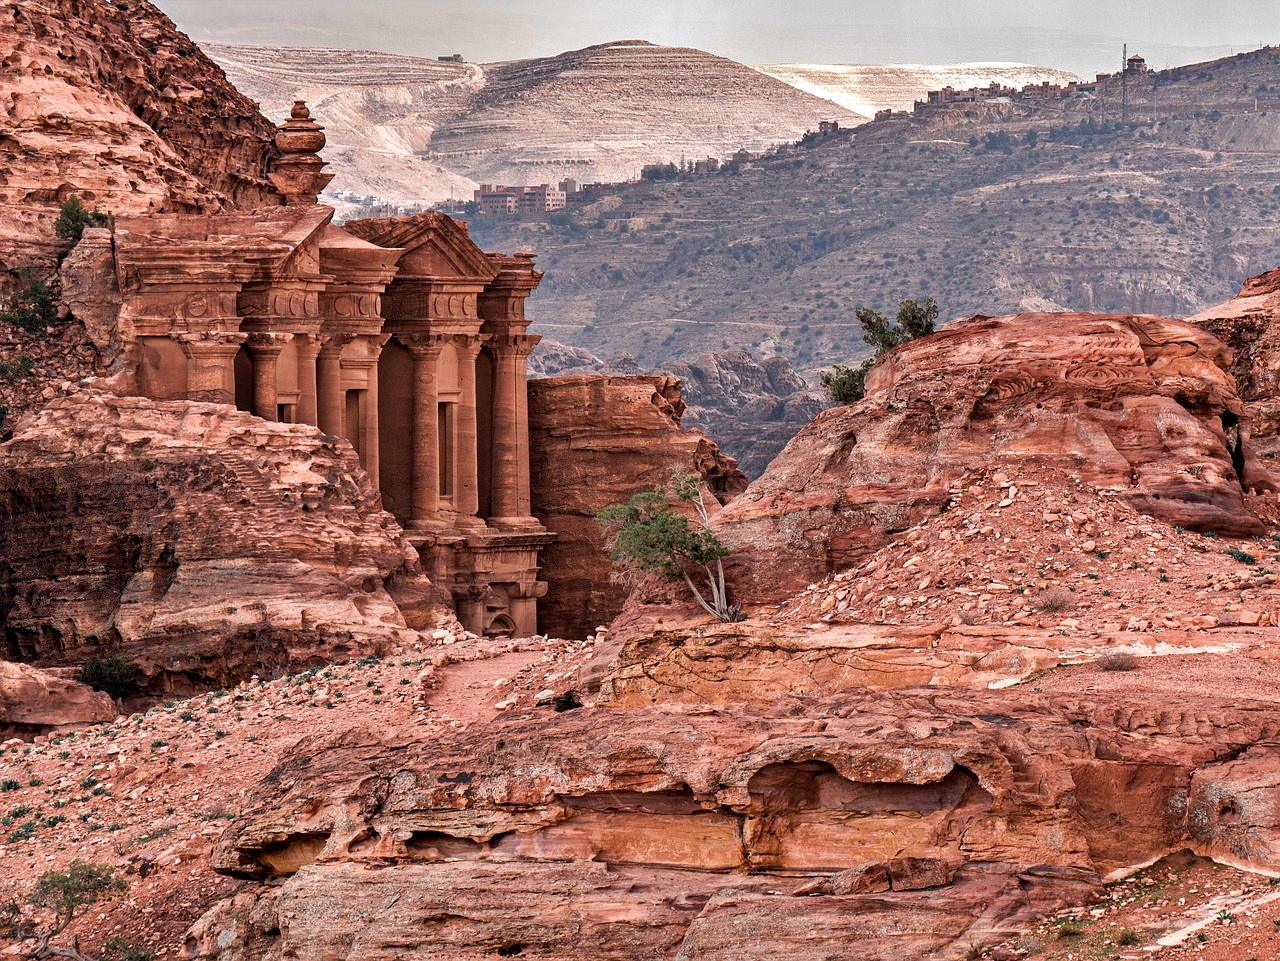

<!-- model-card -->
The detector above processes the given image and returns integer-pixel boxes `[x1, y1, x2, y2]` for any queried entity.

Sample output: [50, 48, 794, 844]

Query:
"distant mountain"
[756, 62, 1081, 117]
[466, 46, 1280, 374]
[205, 39, 861, 213]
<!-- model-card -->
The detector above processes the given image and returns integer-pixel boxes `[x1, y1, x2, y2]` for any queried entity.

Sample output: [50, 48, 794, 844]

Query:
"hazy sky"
[156, 0, 1277, 77]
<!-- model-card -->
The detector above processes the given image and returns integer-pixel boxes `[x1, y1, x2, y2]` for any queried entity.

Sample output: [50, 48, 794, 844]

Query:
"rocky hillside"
[757, 62, 1080, 116]
[469, 45, 1280, 373]
[204, 40, 860, 211]
[0, 0, 282, 277]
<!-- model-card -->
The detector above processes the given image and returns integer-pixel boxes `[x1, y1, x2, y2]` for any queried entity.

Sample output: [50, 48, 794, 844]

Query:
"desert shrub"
[819, 360, 872, 404]
[1115, 928, 1143, 946]
[1032, 587, 1076, 613]
[1056, 918, 1086, 938]
[1098, 653, 1138, 672]
[0, 354, 34, 383]
[0, 270, 57, 333]
[77, 652, 140, 700]
[1226, 547, 1257, 565]
[53, 195, 109, 242]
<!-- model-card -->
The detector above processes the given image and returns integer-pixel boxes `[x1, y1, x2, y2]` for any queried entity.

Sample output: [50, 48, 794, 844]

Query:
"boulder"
[716, 312, 1271, 601]
[0, 389, 433, 692]
[0, 660, 117, 737]
[528, 374, 746, 638]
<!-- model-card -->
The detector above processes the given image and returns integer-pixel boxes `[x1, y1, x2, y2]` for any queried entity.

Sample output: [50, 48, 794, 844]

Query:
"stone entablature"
[108, 103, 552, 637]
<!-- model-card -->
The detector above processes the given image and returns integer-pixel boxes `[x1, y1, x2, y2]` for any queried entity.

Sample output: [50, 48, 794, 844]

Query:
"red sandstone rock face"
[0, 660, 116, 736]
[0, 0, 282, 277]
[1190, 267, 1280, 465]
[0, 389, 433, 692]
[528, 374, 746, 638]
[716, 312, 1270, 601]
[185, 681, 1280, 960]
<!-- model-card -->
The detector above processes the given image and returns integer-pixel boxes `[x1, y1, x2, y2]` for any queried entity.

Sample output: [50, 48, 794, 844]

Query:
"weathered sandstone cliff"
[0, 389, 431, 692]
[528, 374, 746, 638]
[716, 312, 1272, 600]
[1191, 266, 1280, 463]
[0, 0, 281, 275]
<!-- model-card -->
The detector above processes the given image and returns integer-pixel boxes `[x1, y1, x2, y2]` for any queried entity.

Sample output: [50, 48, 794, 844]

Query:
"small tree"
[820, 297, 939, 404]
[596, 471, 743, 622]
[1, 860, 126, 960]
[54, 197, 109, 243]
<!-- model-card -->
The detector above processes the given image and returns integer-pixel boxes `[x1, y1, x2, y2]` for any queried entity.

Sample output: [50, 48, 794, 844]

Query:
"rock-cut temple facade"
[111, 103, 552, 637]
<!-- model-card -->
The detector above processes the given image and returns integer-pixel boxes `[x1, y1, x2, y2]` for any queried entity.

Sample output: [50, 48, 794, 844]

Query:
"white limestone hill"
[756, 62, 1082, 116]
[204, 40, 860, 211]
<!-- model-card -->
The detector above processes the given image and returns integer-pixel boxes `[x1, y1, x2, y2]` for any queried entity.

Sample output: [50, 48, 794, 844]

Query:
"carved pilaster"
[244, 332, 292, 421]
[487, 333, 540, 525]
[294, 333, 321, 427]
[453, 333, 489, 522]
[397, 333, 451, 528]
[316, 333, 356, 437]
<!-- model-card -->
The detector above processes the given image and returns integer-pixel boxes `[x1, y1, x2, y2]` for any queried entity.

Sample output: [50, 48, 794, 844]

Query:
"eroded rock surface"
[187, 680, 1280, 960]
[716, 312, 1272, 600]
[528, 374, 745, 638]
[0, 389, 431, 691]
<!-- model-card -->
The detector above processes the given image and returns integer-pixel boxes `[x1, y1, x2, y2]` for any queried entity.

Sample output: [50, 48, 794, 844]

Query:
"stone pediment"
[345, 212, 497, 283]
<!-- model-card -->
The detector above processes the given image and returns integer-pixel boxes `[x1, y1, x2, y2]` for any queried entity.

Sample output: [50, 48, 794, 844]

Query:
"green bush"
[53, 195, 109, 243]
[0, 354, 34, 383]
[0, 270, 58, 333]
[77, 653, 140, 700]
[821, 297, 938, 404]
[819, 361, 872, 405]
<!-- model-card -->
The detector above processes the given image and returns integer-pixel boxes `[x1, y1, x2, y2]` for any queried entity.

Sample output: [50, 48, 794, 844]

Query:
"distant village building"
[438, 53, 464, 63]
[1126, 53, 1149, 74]
[474, 184, 567, 215]
[818, 119, 841, 135]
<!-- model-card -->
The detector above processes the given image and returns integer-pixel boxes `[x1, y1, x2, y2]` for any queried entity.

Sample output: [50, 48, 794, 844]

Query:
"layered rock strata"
[0, 660, 117, 736]
[188, 681, 1280, 960]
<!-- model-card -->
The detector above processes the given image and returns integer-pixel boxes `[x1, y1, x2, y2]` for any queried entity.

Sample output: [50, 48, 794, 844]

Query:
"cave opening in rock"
[1220, 411, 1247, 487]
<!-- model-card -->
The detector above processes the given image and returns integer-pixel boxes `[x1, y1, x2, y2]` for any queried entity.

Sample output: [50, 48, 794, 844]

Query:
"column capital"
[318, 332, 357, 357]
[244, 331, 293, 356]
[488, 333, 541, 359]
[396, 332, 451, 359]
[173, 331, 245, 357]
[453, 332, 490, 358]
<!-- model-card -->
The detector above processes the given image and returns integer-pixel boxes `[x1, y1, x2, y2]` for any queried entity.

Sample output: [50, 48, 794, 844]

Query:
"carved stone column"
[244, 333, 292, 421]
[360, 335, 389, 490]
[175, 332, 245, 405]
[488, 334, 539, 524]
[294, 333, 321, 427]
[316, 334, 354, 437]
[399, 333, 448, 529]
[454, 333, 488, 521]
[456, 586, 489, 636]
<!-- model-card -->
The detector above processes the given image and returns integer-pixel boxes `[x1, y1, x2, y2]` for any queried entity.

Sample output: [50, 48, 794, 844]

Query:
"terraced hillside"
[757, 62, 1081, 116]
[467, 46, 1280, 373]
[205, 40, 860, 212]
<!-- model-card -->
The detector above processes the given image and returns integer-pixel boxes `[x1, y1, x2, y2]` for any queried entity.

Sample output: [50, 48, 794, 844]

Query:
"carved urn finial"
[268, 100, 334, 206]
